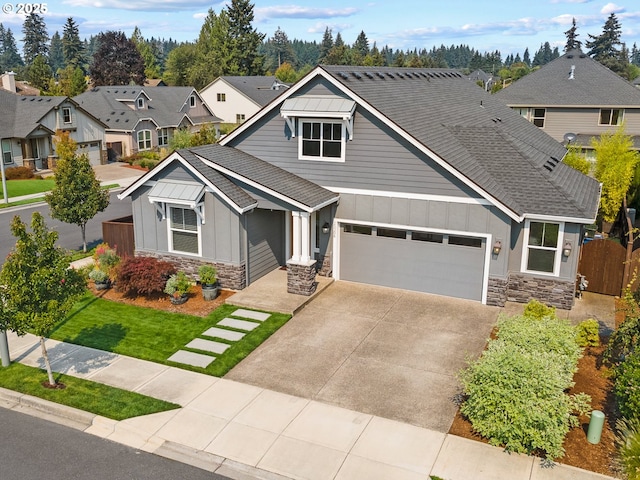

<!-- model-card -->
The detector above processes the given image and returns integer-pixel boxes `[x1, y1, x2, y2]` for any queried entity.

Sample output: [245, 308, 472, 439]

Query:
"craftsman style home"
[74, 86, 220, 160]
[495, 48, 640, 156]
[120, 65, 600, 309]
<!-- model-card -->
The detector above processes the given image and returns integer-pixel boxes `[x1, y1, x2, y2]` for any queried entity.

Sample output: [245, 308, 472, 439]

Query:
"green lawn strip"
[0, 178, 56, 197]
[0, 197, 46, 209]
[49, 293, 291, 377]
[0, 363, 179, 420]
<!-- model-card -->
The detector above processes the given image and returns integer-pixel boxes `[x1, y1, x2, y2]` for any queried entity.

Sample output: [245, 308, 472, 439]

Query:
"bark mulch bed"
[449, 342, 619, 477]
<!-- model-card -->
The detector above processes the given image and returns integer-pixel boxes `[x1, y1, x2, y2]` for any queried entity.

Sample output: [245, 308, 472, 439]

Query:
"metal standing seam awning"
[147, 180, 206, 223]
[280, 95, 356, 139]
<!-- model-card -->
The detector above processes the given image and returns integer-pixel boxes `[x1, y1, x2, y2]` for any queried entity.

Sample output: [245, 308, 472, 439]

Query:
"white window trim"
[137, 129, 152, 151]
[2, 139, 13, 165]
[298, 118, 346, 162]
[598, 108, 624, 126]
[158, 127, 169, 147]
[62, 107, 72, 124]
[189, 95, 196, 108]
[166, 204, 203, 257]
[137, 98, 145, 109]
[520, 219, 564, 277]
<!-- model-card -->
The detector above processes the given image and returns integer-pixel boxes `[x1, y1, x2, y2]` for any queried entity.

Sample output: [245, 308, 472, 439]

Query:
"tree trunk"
[81, 223, 87, 253]
[39, 336, 56, 386]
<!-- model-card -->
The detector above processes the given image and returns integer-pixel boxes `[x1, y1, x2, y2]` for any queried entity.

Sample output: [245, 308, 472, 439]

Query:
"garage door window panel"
[344, 224, 372, 235]
[377, 228, 406, 239]
[412, 232, 444, 243]
[448, 235, 482, 248]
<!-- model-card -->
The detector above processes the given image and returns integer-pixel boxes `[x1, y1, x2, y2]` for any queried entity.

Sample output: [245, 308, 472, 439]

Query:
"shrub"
[605, 287, 640, 364]
[93, 242, 120, 279]
[5, 166, 35, 180]
[617, 418, 640, 480]
[523, 299, 556, 320]
[116, 256, 176, 296]
[575, 319, 601, 347]
[198, 264, 217, 285]
[88, 268, 109, 283]
[613, 350, 640, 422]
[459, 313, 589, 459]
[164, 271, 193, 298]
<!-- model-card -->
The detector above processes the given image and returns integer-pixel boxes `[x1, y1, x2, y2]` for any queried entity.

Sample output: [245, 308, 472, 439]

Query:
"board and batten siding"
[336, 193, 511, 277]
[229, 82, 481, 200]
[247, 209, 285, 283]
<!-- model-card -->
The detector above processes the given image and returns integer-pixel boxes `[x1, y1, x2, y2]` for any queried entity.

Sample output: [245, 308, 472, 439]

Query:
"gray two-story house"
[120, 65, 600, 309]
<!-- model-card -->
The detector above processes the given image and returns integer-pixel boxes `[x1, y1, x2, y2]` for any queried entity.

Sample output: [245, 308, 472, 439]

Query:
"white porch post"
[300, 212, 311, 262]
[291, 211, 301, 263]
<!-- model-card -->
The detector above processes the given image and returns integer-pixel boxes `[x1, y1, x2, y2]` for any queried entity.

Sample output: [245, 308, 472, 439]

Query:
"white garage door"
[339, 224, 486, 301]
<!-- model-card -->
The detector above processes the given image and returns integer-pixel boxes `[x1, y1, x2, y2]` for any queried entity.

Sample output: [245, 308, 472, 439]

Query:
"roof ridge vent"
[386, 72, 395, 79]
[397, 72, 404, 78]
[351, 71, 362, 79]
[364, 72, 374, 79]
[338, 72, 348, 79]
[543, 156, 560, 172]
[376, 72, 385, 79]
[569, 65, 575, 80]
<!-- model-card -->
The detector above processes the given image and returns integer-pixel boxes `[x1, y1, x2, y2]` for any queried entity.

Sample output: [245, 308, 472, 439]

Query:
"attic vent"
[110, 111, 115, 115]
[579, 53, 587, 58]
[396, 72, 404, 78]
[338, 71, 349, 79]
[376, 72, 385, 79]
[543, 156, 561, 172]
[405, 72, 413, 78]
[386, 72, 395, 79]
[351, 72, 362, 79]
[364, 72, 374, 79]
[567, 54, 574, 59]
[569, 65, 575, 80]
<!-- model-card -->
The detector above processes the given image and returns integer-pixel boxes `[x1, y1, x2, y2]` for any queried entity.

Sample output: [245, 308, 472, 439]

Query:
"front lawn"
[0, 363, 180, 420]
[50, 292, 290, 377]
[0, 178, 56, 197]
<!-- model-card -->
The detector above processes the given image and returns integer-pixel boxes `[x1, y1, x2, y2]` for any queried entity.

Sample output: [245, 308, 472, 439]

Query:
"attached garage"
[339, 223, 487, 301]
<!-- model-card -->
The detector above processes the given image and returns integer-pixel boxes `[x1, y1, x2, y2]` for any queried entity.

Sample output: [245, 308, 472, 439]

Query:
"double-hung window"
[517, 108, 546, 128]
[62, 107, 72, 124]
[217, 93, 226, 102]
[300, 120, 345, 161]
[522, 221, 562, 275]
[158, 128, 169, 147]
[599, 108, 623, 126]
[2, 139, 12, 165]
[169, 206, 200, 255]
[137, 130, 152, 151]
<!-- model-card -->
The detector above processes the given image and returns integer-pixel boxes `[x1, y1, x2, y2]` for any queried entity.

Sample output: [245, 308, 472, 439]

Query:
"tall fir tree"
[564, 17, 582, 52]
[523, 48, 531, 66]
[226, 0, 264, 75]
[265, 27, 296, 70]
[353, 31, 369, 58]
[319, 27, 333, 62]
[131, 27, 161, 78]
[586, 13, 626, 76]
[49, 32, 64, 73]
[188, 8, 232, 89]
[0, 24, 23, 71]
[22, 13, 49, 65]
[62, 17, 84, 69]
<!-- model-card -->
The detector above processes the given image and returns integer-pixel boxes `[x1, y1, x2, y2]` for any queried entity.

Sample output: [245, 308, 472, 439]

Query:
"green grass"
[50, 292, 291, 377]
[0, 363, 180, 420]
[0, 183, 119, 209]
[0, 178, 56, 197]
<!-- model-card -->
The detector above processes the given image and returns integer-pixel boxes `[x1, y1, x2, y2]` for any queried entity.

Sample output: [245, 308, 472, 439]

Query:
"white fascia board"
[118, 151, 182, 200]
[220, 66, 520, 222]
[326, 186, 492, 205]
[195, 154, 323, 213]
[522, 213, 597, 224]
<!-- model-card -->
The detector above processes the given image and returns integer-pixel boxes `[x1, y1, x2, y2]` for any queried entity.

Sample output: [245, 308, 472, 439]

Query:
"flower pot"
[94, 280, 111, 291]
[170, 294, 188, 305]
[201, 283, 219, 301]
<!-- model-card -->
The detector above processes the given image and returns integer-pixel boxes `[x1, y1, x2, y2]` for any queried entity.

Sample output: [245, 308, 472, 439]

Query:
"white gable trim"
[220, 66, 521, 222]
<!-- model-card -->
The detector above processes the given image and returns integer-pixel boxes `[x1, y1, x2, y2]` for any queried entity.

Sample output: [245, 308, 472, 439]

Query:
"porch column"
[291, 211, 301, 262]
[300, 211, 311, 262]
[287, 210, 317, 296]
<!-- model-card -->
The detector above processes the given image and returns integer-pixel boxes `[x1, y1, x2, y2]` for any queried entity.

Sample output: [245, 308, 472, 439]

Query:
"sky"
[1, 0, 640, 56]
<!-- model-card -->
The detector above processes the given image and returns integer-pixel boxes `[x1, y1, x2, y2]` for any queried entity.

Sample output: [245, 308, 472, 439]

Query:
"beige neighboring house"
[200, 76, 288, 125]
[495, 48, 640, 158]
[1, 72, 107, 169]
[75, 85, 220, 161]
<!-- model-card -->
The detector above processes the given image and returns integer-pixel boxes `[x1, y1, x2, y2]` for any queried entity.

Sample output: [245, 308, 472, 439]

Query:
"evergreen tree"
[58, 64, 86, 96]
[319, 27, 333, 62]
[163, 42, 196, 86]
[523, 48, 531, 66]
[586, 13, 626, 76]
[131, 27, 161, 78]
[631, 43, 640, 66]
[226, 0, 264, 75]
[90, 31, 145, 85]
[334, 32, 345, 48]
[28, 54, 52, 91]
[564, 17, 582, 52]
[62, 17, 84, 69]
[188, 9, 232, 89]
[265, 26, 296, 70]
[0, 25, 24, 71]
[22, 13, 49, 65]
[49, 31, 64, 73]
[353, 30, 369, 58]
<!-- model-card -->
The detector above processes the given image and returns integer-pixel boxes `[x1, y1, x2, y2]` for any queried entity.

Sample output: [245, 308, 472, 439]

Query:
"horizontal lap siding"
[544, 108, 640, 144]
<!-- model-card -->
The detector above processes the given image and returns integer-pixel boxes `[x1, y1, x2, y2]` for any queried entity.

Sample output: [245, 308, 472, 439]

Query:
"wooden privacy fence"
[102, 216, 134, 258]
[578, 239, 640, 296]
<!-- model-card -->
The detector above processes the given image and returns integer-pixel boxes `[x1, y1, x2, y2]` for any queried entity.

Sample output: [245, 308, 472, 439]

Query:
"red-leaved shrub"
[116, 256, 176, 296]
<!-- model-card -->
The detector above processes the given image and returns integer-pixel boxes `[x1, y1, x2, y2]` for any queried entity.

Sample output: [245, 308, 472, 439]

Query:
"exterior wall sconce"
[322, 222, 330, 234]
[563, 241, 573, 257]
[492, 240, 502, 255]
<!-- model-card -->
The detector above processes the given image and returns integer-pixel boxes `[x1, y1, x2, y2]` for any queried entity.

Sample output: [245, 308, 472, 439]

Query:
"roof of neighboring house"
[495, 49, 640, 107]
[223, 65, 600, 222]
[74, 86, 221, 132]
[144, 79, 166, 87]
[205, 76, 288, 107]
[0, 89, 65, 138]
[119, 143, 339, 213]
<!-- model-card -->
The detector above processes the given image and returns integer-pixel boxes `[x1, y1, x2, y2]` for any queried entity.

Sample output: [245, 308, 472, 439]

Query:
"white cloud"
[63, 0, 218, 12]
[601, 3, 624, 14]
[255, 5, 358, 21]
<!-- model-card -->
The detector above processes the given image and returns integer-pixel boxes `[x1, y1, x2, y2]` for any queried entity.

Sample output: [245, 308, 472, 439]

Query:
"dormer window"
[281, 95, 355, 163]
[189, 95, 196, 108]
[62, 107, 72, 124]
[137, 97, 145, 109]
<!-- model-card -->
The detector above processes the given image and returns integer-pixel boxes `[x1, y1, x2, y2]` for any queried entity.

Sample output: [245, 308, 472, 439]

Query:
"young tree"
[593, 126, 640, 222]
[564, 17, 582, 52]
[22, 13, 49, 65]
[0, 212, 85, 386]
[45, 132, 110, 252]
[226, 0, 264, 75]
[28, 54, 53, 91]
[57, 64, 86, 96]
[62, 17, 84, 69]
[90, 31, 145, 85]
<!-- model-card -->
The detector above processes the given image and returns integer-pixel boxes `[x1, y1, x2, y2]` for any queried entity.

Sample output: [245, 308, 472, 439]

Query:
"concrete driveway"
[226, 281, 501, 432]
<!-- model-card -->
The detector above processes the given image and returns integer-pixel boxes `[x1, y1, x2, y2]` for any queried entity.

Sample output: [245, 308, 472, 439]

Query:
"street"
[0, 191, 132, 265]
[0, 407, 231, 480]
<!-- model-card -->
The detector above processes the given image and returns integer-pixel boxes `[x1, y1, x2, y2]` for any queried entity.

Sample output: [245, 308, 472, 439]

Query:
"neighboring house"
[633, 75, 640, 89]
[0, 83, 107, 169]
[74, 86, 220, 160]
[119, 65, 600, 309]
[495, 48, 640, 159]
[467, 69, 495, 91]
[200, 76, 288, 125]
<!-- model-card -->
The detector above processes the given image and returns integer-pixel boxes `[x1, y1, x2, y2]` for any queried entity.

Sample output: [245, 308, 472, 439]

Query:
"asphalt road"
[0, 191, 132, 265]
[0, 407, 231, 480]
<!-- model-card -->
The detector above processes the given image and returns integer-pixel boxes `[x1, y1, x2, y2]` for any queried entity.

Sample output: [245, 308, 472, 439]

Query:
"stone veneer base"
[287, 261, 317, 296]
[135, 251, 246, 291]
[489, 273, 575, 310]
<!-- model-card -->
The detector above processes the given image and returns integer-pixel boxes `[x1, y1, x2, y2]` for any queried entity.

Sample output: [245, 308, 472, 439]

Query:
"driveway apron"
[225, 281, 500, 432]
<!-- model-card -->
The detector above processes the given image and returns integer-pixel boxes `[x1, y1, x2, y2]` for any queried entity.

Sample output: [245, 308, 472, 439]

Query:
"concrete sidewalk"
[2, 332, 614, 480]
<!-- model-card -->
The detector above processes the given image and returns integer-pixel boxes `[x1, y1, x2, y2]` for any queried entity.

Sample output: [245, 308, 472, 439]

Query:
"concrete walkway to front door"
[225, 281, 501, 433]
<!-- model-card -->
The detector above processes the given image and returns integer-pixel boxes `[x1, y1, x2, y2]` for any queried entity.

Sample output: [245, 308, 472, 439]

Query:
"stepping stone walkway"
[168, 309, 272, 368]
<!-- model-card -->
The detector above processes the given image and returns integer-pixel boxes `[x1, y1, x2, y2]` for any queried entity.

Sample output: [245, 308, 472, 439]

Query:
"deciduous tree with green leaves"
[0, 212, 85, 386]
[45, 132, 110, 252]
[592, 126, 640, 222]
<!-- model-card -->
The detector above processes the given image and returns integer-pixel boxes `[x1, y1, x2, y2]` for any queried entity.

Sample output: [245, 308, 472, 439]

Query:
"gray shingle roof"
[187, 143, 339, 210]
[495, 49, 640, 107]
[319, 65, 600, 220]
[74, 86, 220, 132]
[219, 76, 287, 106]
[0, 89, 66, 138]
